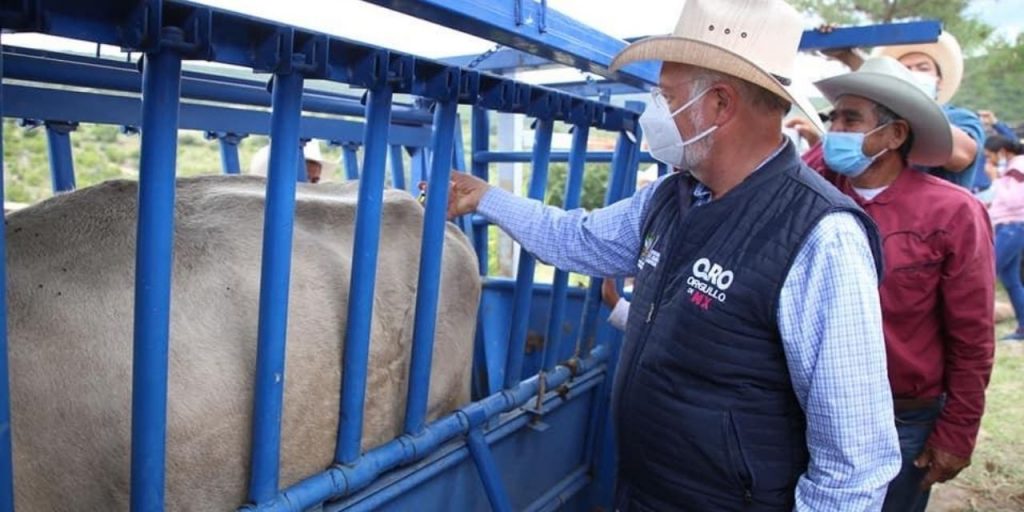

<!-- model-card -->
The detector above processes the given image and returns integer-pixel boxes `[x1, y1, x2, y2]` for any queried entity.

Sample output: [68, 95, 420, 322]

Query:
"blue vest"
[613, 144, 882, 511]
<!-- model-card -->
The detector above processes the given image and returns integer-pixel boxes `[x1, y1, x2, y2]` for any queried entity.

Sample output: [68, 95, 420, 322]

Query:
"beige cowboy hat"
[609, 0, 825, 134]
[875, 31, 963, 105]
[249, 141, 333, 178]
[815, 56, 953, 166]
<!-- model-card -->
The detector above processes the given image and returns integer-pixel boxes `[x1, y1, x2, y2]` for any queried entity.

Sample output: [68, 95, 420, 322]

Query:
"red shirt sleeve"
[802, 140, 826, 172]
[928, 199, 996, 458]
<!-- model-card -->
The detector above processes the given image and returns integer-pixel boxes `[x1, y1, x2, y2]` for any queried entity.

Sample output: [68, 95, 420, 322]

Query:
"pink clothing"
[989, 156, 1024, 226]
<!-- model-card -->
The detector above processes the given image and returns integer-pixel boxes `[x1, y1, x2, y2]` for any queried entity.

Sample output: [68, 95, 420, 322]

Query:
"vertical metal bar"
[657, 162, 668, 177]
[389, 144, 406, 191]
[466, 429, 514, 512]
[0, 40, 14, 512]
[503, 118, 554, 388]
[296, 143, 308, 183]
[541, 123, 589, 372]
[130, 45, 183, 512]
[342, 143, 360, 180]
[218, 135, 242, 175]
[335, 85, 394, 464]
[403, 99, 458, 435]
[410, 148, 427, 184]
[44, 122, 76, 192]
[622, 101, 645, 198]
[575, 129, 635, 356]
[470, 106, 490, 274]
[452, 115, 467, 172]
[248, 70, 305, 504]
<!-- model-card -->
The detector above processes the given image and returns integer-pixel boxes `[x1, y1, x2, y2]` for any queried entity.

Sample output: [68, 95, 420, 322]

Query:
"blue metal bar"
[44, 121, 77, 192]
[342, 143, 360, 180]
[248, 70, 305, 504]
[542, 123, 589, 373]
[504, 118, 554, 388]
[452, 116, 467, 172]
[799, 20, 942, 51]
[364, 0, 659, 87]
[622, 100, 645, 198]
[212, 133, 243, 174]
[389, 145, 406, 191]
[466, 429, 514, 512]
[575, 129, 635, 356]
[476, 150, 655, 164]
[336, 85, 394, 465]
[410, 148, 428, 186]
[241, 345, 609, 511]
[296, 145, 308, 183]
[0, 85, 432, 149]
[0, 38, 13, 512]
[470, 106, 490, 274]
[439, 47, 554, 72]
[404, 99, 459, 435]
[657, 162, 668, 177]
[130, 43, 183, 512]
[1, 50, 434, 125]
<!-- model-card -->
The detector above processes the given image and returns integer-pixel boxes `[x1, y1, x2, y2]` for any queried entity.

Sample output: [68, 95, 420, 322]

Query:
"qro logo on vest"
[686, 257, 733, 311]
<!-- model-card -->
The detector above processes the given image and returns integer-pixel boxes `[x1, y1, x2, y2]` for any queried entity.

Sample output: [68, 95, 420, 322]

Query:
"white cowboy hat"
[609, 0, 825, 134]
[874, 31, 963, 105]
[249, 141, 332, 177]
[815, 56, 953, 166]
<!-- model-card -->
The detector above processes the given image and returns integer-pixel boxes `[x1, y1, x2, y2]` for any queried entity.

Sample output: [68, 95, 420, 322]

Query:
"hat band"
[771, 73, 792, 86]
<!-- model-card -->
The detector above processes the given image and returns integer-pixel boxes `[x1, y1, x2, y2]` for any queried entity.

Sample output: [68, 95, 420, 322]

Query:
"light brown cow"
[6, 175, 480, 510]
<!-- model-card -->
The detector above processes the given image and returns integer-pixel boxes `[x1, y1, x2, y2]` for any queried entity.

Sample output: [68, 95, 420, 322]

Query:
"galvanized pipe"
[248, 70, 305, 504]
[389, 145, 406, 191]
[44, 122, 77, 193]
[0, 38, 14, 512]
[466, 429, 514, 512]
[336, 85, 394, 465]
[503, 118, 554, 388]
[404, 99, 459, 435]
[542, 123, 589, 372]
[130, 42, 183, 511]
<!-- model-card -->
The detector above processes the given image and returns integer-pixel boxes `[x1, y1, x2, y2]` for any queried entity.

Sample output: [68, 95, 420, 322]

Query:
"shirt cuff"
[607, 298, 630, 332]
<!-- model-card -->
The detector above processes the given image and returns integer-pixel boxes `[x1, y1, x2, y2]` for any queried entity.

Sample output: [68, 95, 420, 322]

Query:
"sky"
[4, 0, 1022, 99]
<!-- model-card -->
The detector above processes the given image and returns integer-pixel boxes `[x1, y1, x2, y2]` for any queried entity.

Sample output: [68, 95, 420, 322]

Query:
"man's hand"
[445, 172, 491, 220]
[601, 278, 621, 310]
[914, 445, 971, 489]
[815, 24, 866, 70]
[978, 110, 998, 127]
[785, 117, 822, 147]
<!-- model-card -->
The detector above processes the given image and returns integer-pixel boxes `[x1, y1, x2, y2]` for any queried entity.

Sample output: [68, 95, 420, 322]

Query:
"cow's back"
[6, 175, 480, 510]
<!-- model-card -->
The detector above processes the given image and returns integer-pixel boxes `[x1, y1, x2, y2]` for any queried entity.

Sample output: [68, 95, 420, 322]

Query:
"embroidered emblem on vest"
[686, 257, 734, 310]
[637, 233, 661, 270]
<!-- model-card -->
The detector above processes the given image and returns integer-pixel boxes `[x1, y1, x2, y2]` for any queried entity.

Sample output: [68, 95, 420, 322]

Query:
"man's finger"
[919, 464, 944, 490]
[913, 448, 932, 469]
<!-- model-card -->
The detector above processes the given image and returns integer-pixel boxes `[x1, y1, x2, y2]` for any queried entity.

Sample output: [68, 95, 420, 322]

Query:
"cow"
[5, 175, 481, 510]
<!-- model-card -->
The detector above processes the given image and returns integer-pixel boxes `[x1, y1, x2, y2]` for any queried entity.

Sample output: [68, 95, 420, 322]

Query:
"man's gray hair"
[689, 69, 792, 115]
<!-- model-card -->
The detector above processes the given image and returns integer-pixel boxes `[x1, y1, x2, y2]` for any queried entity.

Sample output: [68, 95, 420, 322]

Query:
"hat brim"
[815, 72, 952, 167]
[611, 35, 825, 134]
[875, 36, 962, 105]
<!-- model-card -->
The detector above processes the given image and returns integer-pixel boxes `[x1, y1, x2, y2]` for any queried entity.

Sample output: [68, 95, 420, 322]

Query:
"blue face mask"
[822, 124, 891, 177]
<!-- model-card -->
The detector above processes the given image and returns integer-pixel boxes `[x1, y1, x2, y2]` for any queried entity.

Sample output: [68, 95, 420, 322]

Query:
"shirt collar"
[691, 139, 789, 204]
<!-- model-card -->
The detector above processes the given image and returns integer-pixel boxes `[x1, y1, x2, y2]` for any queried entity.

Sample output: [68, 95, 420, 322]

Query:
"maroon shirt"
[804, 143, 995, 458]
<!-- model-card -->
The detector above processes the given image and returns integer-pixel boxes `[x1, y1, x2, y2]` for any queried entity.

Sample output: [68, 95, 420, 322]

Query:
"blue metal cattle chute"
[0, 1, 942, 511]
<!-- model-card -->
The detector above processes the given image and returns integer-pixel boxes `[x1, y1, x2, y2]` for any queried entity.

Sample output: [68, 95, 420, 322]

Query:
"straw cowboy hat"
[249, 141, 332, 178]
[815, 56, 953, 166]
[875, 31, 963, 105]
[609, 0, 825, 133]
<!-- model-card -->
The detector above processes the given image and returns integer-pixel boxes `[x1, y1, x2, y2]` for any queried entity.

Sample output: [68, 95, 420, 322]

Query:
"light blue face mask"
[822, 123, 891, 177]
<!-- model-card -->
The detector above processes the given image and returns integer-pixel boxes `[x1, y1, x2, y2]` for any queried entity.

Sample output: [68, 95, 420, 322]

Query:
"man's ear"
[709, 83, 740, 126]
[888, 120, 911, 150]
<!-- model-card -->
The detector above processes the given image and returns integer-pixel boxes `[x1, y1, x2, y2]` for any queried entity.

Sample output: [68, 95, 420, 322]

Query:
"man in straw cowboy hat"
[445, 0, 900, 510]
[798, 31, 986, 193]
[807, 56, 995, 512]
